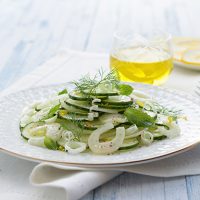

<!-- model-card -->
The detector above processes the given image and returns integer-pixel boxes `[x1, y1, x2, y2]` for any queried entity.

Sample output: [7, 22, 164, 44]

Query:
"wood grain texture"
[0, 0, 200, 199]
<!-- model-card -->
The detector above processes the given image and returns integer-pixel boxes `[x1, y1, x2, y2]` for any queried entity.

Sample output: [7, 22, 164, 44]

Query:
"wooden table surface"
[0, 0, 200, 199]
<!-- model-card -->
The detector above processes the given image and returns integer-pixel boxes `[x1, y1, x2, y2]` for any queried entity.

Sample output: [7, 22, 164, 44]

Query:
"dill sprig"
[69, 114, 85, 141]
[56, 117, 82, 142]
[144, 101, 182, 120]
[72, 68, 119, 95]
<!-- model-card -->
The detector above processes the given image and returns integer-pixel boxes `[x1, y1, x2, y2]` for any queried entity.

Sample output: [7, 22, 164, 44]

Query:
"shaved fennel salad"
[20, 70, 183, 155]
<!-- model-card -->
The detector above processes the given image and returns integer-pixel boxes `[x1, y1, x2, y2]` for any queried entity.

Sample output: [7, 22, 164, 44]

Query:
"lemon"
[181, 49, 200, 65]
[172, 37, 200, 61]
[173, 37, 200, 48]
[173, 49, 185, 61]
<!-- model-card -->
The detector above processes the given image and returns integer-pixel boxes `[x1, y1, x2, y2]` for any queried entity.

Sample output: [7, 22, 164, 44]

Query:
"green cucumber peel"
[44, 136, 58, 150]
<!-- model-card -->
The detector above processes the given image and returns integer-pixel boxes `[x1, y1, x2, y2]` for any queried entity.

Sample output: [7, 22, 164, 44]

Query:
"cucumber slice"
[80, 135, 90, 143]
[153, 133, 167, 140]
[59, 114, 89, 121]
[82, 89, 118, 96]
[21, 122, 46, 140]
[21, 132, 28, 140]
[59, 109, 88, 116]
[58, 110, 90, 121]
[96, 104, 130, 109]
[65, 99, 90, 111]
[115, 122, 132, 128]
[99, 114, 127, 125]
[80, 118, 128, 131]
[91, 106, 124, 113]
[78, 120, 103, 130]
[119, 138, 139, 150]
[65, 99, 123, 114]
[69, 91, 89, 101]
[55, 118, 92, 135]
[61, 102, 89, 114]
[69, 90, 108, 101]
[100, 95, 133, 106]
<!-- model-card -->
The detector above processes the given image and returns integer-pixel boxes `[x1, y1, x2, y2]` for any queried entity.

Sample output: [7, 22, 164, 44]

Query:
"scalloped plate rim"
[0, 82, 200, 167]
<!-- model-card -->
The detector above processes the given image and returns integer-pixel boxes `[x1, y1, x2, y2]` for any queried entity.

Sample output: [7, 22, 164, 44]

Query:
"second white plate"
[174, 60, 200, 71]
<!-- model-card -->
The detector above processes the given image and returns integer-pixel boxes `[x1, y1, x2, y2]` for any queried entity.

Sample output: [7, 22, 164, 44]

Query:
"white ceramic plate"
[174, 60, 200, 71]
[0, 83, 200, 168]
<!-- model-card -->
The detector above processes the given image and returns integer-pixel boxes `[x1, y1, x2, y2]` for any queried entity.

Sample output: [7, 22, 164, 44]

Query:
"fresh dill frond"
[69, 114, 85, 141]
[97, 68, 119, 88]
[144, 101, 182, 120]
[72, 74, 97, 92]
[71, 68, 119, 95]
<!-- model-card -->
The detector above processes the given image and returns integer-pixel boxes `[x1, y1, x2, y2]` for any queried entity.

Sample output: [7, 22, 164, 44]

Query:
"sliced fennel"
[28, 137, 45, 148]
[88, 123, 125, 154]
[20, 70, 182, 155]
[141, 131, 154, 145]
[65, 141, 86, 154]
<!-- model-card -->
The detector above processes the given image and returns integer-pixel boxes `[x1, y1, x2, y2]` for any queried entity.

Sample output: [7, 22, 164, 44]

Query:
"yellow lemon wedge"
[172, 37, 200, 61]
[173, 49, 185, 61]
[173, 37, 200, 47]
[181, 49, 200, 65]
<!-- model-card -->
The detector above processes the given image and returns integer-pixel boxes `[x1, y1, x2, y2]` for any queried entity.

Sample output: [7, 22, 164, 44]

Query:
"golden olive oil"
[110, 47, 173, 85]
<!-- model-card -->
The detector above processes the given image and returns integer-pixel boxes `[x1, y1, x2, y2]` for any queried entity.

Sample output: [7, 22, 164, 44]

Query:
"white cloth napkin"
[29, 143, 200, 200]
[1, 49, 200, 200]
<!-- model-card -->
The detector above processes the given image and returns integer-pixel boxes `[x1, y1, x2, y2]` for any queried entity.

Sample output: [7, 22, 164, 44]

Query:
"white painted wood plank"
[116, 173, 142, 200]
[0, 0, 33, 71]
[60, 0, 98, 51]
[94, 173, 188, 200]
[94, 173, 166, 200]
[140, 175, 165, 200]
[151, 1, 181, 35]
[0, 0, 97, 89]
[164, 177, 188, 200]
[81, 192, 94, 200]
[174, 0, 193, 36]
[18, 0, 73, 73]
[0, 153, 67, 200]
[186, 175, 200, 200]
[183, 0, 200, 36]
[93, 173, 121, 200]
[86, 0, 120, 53]
[0, 0, 58, 89]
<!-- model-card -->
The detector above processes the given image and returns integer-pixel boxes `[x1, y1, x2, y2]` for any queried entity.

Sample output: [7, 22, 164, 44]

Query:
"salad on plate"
[19, 70, 182, 155]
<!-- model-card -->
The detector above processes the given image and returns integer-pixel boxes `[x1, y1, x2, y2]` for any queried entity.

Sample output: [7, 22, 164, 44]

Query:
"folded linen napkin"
[29, 143, 200, 200]
[1, 49, 200, 200]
